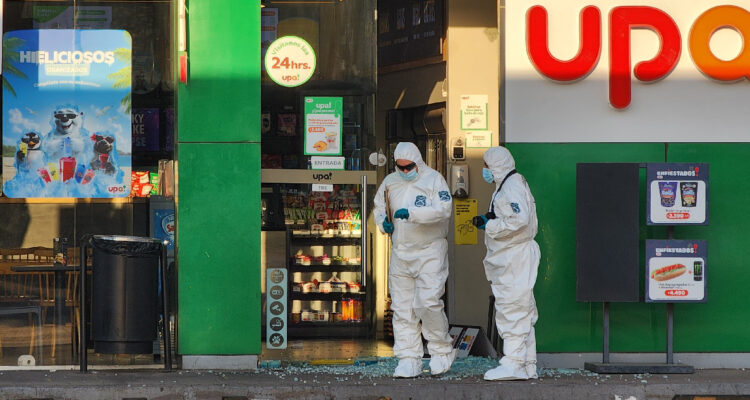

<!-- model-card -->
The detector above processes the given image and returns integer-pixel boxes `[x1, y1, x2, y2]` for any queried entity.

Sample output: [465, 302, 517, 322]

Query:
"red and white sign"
[506, 1, 750, 142]
[264, 36, 316, 87]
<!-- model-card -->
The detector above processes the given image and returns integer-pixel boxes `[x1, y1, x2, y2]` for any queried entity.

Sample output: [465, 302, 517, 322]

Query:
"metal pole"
[603, 302, 610, 364]
[667, 225, 675, 365]
[160, 242, 172, 371]
[79, 242, 88, 373]
[667, 303, 674, 364]
[361, 174, 367, 289]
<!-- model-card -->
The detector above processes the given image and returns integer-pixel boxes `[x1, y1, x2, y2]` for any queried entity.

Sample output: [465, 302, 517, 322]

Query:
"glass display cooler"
[261, 170, 376, 338]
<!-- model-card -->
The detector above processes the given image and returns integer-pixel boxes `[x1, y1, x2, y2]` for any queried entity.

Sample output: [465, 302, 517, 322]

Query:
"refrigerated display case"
[261, 170, 376, 338]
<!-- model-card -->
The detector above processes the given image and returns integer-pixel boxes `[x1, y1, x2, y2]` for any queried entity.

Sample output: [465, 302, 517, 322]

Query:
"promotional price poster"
[2, 29, 132, 198]
[647, 163, 709, 225]
[646, 240, 707, 303]
[304, 97, 342, 156]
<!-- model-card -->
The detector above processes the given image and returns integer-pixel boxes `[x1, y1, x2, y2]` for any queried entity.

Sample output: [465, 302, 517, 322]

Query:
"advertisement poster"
[646, 240, 707, 303]
[264, 36, 316, 88]
[460, 95, 488, 131]
[33, 6, 112, 29]
[132, 108, 160, 152]
[266, 268, 288, 349]
[2, 29, 132, 198]
[304, 97, 342, 156]
[647, 163, 709, 225]
[454, 199, 478, 245]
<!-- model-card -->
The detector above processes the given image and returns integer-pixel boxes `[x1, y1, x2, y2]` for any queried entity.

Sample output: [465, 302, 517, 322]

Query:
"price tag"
[312, 184, 334, 192]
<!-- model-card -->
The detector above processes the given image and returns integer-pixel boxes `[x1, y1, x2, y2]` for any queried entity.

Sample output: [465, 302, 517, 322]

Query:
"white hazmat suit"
[374, 142, 456, 378]
[481, 146, 540, 381]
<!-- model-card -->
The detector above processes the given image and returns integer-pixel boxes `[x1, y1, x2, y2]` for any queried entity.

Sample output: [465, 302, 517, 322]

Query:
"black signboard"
[646, 240, 707, 303]
[378, 0, 444, 67]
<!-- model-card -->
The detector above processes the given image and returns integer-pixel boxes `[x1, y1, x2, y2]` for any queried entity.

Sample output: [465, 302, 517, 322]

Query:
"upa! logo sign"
[506, 1, 750, 143]
[527, 5, 750, 109]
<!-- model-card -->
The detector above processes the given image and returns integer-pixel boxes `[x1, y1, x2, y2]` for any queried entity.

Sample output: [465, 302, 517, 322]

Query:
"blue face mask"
[399, 169, 418, 181]
[482, 168, 494, 184]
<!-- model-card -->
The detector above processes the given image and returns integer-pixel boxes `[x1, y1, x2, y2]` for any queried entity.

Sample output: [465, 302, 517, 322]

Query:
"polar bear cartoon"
[41, 105, 91, 163]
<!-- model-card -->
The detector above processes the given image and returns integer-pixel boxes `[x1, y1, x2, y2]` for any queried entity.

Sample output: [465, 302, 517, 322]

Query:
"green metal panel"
[177, 143, 261, 354]
[508, 142, 750, 352]
[506, 143, 668, 352]
[667, 143, 750, 351]
[178, 0, 261, 143]
[176, 0, 262, 355]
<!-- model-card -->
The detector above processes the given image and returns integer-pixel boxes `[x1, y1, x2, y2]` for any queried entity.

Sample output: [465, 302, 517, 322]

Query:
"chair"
[0, 248, 48, 362]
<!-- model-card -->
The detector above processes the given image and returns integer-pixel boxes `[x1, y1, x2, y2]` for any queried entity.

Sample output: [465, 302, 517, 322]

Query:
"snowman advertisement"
[2, 29, 132, 198]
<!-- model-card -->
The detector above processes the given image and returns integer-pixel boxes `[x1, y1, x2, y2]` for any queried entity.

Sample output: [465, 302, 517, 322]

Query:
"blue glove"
[472, 215, 489, 230]
[382, 218, 394, 234]
[394, 208, 410, 220]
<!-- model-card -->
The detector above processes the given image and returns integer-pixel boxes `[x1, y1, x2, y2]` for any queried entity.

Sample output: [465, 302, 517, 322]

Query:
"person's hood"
[483, 146, 516, 183]
[393, 142, 427, 171]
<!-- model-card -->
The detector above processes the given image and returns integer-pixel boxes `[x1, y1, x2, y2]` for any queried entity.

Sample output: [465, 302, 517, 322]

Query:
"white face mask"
[399, 169, 418, 181]
[482, 168, 494, 183]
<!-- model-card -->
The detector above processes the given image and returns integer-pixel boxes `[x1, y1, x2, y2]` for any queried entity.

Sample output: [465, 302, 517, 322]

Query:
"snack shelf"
[289, 264, 361, 272]
[288, 324, 370, 338]
[278, 177, 373, 339]
[289, 321, 366, 327]
[290, 292, 366, 301]
[289, 236, 361, 246]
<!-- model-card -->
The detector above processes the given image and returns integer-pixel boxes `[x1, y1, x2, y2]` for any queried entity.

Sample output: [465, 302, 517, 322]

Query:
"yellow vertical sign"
[454, 199, 478, 245]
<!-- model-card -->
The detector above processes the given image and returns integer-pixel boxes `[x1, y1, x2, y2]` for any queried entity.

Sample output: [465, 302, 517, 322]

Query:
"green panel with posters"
[509, 142, 750, 352]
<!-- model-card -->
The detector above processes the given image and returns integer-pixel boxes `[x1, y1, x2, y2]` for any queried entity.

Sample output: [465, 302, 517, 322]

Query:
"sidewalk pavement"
[1, 358, 750, 400]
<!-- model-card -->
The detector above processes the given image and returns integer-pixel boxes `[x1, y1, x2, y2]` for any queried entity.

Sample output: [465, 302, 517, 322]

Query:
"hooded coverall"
[482, 146, 540, 379]
[373, 142, 454, 373]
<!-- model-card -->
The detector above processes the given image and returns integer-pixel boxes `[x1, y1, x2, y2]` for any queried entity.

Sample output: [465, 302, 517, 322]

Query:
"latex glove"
[383, 218, 394, 234]
[394, 208, 410, 220]
[472, 215, 489, 230]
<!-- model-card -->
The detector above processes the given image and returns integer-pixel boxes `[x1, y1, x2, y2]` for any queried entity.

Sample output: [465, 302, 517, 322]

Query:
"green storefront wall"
[172, 0, 748, 356]
[508, 142, 750, 353]
[176, 0, 261, 355]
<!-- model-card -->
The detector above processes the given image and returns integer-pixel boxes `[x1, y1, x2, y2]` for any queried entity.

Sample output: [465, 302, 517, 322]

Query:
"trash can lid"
[90, 235, 166, 256]
[92, 235, 166, 244]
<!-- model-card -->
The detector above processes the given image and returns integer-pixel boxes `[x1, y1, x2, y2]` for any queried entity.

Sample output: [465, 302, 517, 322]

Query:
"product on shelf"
[301, 309, 315, 322]
[301, 281, 317, 293]
[348, 282, 361, 293]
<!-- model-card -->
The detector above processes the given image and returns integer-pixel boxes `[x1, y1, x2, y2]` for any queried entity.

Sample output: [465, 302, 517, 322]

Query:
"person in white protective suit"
[472, 146, 540, 381]
[373, 142, 456, 378]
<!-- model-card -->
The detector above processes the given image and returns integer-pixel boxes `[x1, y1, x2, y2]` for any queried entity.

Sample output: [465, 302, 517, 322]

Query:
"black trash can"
[90, 235, 163, 354]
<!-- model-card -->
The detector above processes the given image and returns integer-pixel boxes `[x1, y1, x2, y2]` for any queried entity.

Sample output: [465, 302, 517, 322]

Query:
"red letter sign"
[527, 5, 601, 82]
[609, 6, 681, 109]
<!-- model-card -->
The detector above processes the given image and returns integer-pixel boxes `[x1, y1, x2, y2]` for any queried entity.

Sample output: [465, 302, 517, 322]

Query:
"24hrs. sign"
[264, 36, 316, 87]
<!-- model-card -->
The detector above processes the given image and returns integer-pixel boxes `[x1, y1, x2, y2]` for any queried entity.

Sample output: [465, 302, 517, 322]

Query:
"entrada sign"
[527, 5, 750, 108]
